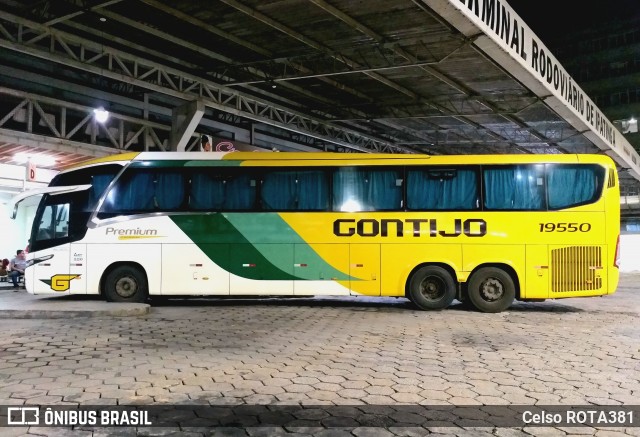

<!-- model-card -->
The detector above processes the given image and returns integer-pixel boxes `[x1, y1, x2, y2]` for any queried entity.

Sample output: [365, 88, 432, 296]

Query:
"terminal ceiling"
[0, 0, 637, 189]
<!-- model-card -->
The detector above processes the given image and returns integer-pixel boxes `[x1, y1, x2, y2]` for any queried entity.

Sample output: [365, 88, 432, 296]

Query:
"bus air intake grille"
[551, 246, 602, 293]
[607, 171, 616, 188]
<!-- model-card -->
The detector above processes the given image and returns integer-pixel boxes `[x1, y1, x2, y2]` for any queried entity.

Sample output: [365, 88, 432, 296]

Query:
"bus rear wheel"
[467, 267, 515, 313]
[408, 266, 456, 310]
[104, 265, 148, 303]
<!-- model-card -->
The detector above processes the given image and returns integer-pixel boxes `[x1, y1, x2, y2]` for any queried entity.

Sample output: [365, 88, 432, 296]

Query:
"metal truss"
[0, 11, 413, 154]
[414, 124, 580, 145]
[0, 87, 202, 152]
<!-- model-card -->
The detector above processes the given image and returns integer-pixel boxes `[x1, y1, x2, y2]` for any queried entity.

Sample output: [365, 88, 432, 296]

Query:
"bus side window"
[100, 168, 187, 215]
[261, 169, 329, 211]
[296, 170, 329, 210]
[190, 172, 226, 210]
[333, 167, 402, 211]
[154, 171, 186, 210]
[406, 167, 479, 210]
[223, 173, 256, 210]
[483, 165, 545, 210]
[547, 164, 605, 209]
[188, 169, 256, 211]
[262, 170, 297, 210]
[101, 170, 155, 214]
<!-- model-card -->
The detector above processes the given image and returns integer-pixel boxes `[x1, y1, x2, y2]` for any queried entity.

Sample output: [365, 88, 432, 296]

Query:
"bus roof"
[63, 151, 616, 172]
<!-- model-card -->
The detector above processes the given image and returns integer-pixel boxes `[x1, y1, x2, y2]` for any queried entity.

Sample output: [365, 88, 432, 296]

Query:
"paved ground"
[0, 275, 639, 436]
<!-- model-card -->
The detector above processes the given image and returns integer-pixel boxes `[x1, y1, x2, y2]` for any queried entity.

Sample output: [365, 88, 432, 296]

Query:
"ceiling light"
[99, 17, 107, 22]
[93, 107, 109, 123]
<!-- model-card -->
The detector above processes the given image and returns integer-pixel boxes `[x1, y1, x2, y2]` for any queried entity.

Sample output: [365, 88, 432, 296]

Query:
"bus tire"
[408, 266, 456, 310]
[104, 265, 148, 303]
[467, 267, 515, 313]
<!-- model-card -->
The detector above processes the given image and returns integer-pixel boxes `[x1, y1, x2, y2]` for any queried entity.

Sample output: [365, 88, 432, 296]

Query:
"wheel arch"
[100, 261, 148, 297]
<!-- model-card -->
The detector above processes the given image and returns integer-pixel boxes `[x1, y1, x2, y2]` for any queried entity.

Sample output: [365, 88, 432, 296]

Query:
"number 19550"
[539, 222, 591, 232]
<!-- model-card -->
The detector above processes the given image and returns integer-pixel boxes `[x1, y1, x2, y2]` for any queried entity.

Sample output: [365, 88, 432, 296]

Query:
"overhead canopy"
[0, 0, 638, 189]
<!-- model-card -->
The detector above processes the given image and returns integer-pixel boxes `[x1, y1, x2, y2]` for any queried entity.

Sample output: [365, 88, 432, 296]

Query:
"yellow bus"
[11, 152, 620, 313]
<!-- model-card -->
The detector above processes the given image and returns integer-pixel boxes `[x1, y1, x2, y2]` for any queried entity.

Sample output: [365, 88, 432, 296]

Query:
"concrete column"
[170, 100, 205, 151]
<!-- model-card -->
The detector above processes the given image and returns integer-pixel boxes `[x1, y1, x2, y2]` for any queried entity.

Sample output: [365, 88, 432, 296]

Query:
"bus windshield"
[30, 164, 122, 251]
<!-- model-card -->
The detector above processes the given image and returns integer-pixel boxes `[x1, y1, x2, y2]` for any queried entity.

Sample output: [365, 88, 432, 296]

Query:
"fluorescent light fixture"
[93, 107, 109, 123]
[13, 153, 56, 166]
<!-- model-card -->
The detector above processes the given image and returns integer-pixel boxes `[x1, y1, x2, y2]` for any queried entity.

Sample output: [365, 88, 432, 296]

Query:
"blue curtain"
[262, 171, 297, 210]
[190, 172, 257, 210]
[407, 169, 477, 210]
[112, 172, 155, 211]
[333, 168, 401, 211]
[88, 174, 115, 208]
[223, 174, 256, 210]
[189, 173, 225, 210]
[333, 168, 367, 211]
[261, 170, 329, 210]
[156, 172, 185, 210]
[484, 166, 544, 210]
[297, 171, 328, 210]
[368, 170, 401, 210]
[548, 166, 598, 209]
[190, 173, 225, 210]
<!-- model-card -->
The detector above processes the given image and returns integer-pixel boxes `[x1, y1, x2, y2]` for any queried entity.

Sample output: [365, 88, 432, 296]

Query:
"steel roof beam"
[218, 0, 430, 103]
[0, 12, 412, 154]
[135, 0, 373, 104]
[43, 0, 124, 26]
[308, 0, 541, 153]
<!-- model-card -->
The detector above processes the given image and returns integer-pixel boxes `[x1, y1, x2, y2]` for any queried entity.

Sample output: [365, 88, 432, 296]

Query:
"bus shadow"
[28, 294, 585, 314]
[147, 296, 585, 314]
[148, 295, 412, 312]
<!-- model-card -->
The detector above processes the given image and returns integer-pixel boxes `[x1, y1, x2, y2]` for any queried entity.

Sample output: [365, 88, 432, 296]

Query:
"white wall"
[0, 193, 34, 260]
[620, 234, 640, 273]
[0, 163, 57, 260]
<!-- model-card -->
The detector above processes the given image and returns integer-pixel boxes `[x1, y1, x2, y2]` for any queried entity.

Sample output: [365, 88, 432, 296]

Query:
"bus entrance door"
[349, 244, 380, 296]
[30, 199, 82, 295]
[30, 245, 72, 294]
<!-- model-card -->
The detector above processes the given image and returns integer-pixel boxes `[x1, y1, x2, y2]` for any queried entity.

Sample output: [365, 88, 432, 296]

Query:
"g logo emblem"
[50, 274, 80, 292]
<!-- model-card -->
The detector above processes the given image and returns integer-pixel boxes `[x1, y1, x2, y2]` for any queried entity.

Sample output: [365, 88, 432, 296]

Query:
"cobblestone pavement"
[1, 275, 639, 436]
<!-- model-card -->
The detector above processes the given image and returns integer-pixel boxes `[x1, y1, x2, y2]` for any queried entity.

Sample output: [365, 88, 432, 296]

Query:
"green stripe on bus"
[169, 214, 351, 281]
[225, 214, 352, 281]
[170, 214, 296, 280]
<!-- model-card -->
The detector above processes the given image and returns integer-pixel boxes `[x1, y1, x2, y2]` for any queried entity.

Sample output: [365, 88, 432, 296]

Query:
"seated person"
[9, 249, 27, 290]
[0, 258, 8, 281]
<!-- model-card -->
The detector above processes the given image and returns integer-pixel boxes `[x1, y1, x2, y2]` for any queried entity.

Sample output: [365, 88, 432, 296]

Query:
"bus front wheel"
[408, 266, 456, 310]
[467, 267, 515, 313]
[104, 265, 148, 303]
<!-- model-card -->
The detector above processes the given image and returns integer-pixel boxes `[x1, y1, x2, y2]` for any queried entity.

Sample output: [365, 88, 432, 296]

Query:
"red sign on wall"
[26, 161, 36, 181]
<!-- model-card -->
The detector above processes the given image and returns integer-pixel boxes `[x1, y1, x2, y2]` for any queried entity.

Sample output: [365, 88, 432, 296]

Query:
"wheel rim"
[419, 275, 446, 301]
[115, 276, 138, 298]
[479, 277, 504, 302]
